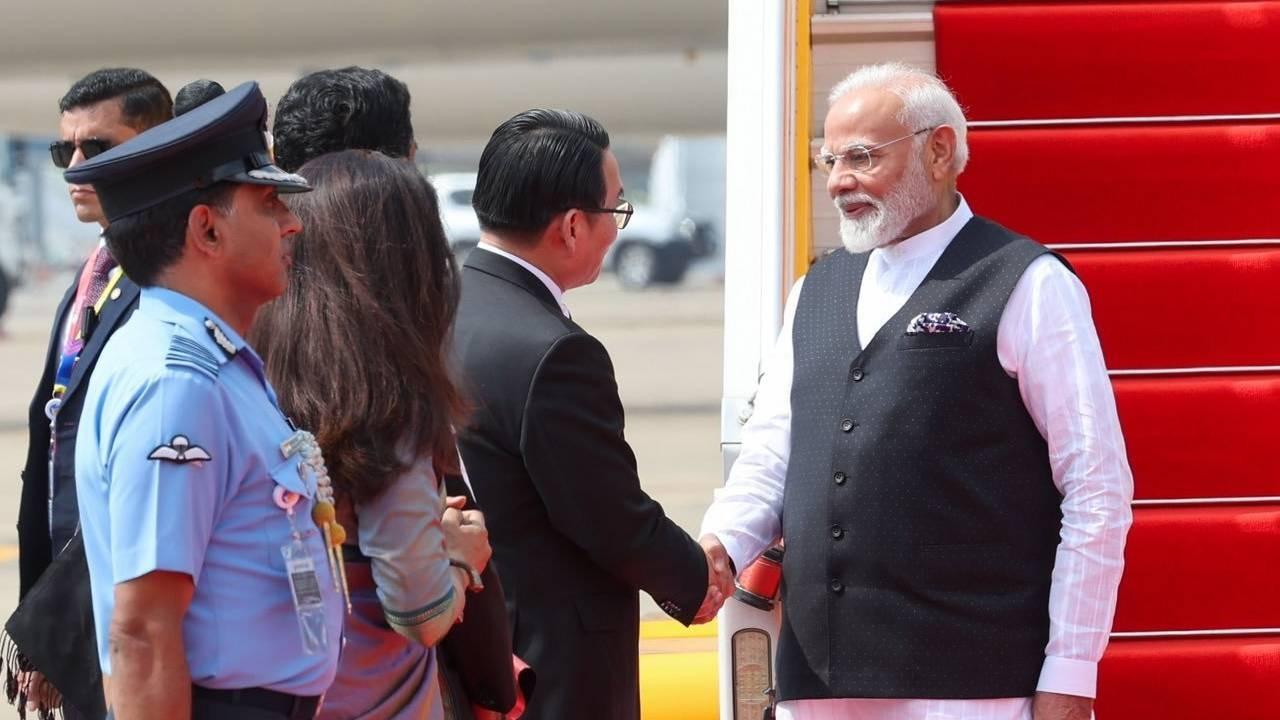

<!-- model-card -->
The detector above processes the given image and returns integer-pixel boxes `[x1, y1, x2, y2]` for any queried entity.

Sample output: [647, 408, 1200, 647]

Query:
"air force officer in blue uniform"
[68, 82, 343, 720]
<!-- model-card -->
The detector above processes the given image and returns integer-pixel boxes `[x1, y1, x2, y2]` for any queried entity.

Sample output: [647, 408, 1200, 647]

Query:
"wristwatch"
[449, 558, 485, 593]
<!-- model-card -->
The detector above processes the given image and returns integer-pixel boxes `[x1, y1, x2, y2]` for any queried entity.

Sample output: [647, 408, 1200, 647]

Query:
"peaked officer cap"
[64, 81, 309, 222]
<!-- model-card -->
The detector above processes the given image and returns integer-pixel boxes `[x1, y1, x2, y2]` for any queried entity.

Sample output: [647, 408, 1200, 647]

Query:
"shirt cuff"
[702, 529, 755, 580]
[1036, 656, 1098, 699]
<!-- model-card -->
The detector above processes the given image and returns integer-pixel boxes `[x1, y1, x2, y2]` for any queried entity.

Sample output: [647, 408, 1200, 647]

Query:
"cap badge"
[247, 167, 307, 185]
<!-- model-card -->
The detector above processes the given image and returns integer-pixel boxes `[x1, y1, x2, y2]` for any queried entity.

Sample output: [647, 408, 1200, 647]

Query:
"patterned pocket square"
[905, 312, 971, 335]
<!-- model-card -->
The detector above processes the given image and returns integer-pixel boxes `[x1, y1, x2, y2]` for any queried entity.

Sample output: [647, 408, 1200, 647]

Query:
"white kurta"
[700, 198, 1133, 720]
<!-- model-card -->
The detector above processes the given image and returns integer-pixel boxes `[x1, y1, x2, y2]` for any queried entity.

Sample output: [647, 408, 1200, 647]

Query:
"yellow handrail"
[792, 0, 813, 280]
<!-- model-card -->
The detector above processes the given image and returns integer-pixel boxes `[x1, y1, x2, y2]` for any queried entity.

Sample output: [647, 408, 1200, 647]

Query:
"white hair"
[828, 62, 969, 174]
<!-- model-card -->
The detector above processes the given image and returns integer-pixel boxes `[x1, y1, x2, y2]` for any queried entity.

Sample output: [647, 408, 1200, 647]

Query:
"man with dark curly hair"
[271, 67, 416, 173]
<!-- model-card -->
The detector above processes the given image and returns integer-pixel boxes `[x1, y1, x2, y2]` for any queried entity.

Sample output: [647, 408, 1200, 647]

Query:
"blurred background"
[0, 0, 731, 623]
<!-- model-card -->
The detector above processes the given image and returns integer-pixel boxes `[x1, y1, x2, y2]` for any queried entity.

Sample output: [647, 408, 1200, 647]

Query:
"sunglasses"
[50, 138, 113, 169]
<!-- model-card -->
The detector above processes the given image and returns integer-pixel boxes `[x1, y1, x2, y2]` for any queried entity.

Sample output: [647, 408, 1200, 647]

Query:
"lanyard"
[46, 267, 126, 417]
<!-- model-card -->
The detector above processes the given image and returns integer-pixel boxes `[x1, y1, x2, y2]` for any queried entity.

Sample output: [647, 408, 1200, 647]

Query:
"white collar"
[875, 195, 974, 265]
[476, 242, 571, 319]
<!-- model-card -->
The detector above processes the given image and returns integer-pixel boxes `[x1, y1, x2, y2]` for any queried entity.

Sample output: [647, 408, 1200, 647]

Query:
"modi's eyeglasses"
[574, 199, 635, 229]
[50, 138, 113, 169]
[815, 126, 936, 175]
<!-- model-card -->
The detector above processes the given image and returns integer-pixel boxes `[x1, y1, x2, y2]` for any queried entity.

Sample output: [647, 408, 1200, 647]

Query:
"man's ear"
[557, 209, 582, 254]
[186, 203, 221, 259]
[928, 126, 958, 181]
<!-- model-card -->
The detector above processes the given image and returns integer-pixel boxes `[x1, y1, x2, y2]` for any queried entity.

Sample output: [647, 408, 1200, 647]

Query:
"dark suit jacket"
[452, 249, 707, 720]
[18, 270, 140, 598]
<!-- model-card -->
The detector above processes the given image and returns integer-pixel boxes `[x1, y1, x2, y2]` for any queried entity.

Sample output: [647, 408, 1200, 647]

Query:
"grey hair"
[828, 62, 969, 174]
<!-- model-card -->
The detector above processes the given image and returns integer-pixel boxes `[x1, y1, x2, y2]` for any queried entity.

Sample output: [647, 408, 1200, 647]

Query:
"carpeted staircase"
[935, 1, 1280, 717]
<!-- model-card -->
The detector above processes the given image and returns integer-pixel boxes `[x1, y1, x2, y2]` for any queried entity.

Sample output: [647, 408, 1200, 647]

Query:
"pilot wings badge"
[148, 435, 212, 464]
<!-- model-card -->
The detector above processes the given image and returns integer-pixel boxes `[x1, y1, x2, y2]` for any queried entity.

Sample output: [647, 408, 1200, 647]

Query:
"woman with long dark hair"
[252, 149, 489, 720]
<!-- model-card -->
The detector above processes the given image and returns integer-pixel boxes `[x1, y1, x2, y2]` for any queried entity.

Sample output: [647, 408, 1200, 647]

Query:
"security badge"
[282, 531, 329, 656]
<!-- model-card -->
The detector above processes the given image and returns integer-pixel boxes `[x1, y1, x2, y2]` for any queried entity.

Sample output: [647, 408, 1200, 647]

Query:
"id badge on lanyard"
[45, 352, 79, 530]
[276, 489, 330, 655]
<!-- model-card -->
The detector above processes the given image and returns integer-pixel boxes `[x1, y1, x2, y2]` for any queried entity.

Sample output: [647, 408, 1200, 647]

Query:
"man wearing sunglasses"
[451, 109, 731, 720]
[10, 68, 171, 720]
[52, 69, 173, 224]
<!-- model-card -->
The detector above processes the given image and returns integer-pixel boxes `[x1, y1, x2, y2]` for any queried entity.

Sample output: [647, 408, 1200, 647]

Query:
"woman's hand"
[443, 495, 492, 574]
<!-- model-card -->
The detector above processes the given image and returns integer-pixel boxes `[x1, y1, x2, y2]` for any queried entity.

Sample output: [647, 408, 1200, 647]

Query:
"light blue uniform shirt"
[75, 287, 343, 696]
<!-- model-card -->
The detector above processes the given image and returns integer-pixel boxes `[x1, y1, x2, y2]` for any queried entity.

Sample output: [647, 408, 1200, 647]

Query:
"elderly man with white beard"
[698, 63, 1133, 720]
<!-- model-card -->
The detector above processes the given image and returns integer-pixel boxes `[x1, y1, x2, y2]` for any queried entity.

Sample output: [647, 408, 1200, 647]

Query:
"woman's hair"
[252, 149, 466, 505]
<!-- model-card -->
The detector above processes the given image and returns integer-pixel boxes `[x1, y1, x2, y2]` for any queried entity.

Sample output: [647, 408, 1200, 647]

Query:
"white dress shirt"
[476, 241, 571, 318]
[701, 197, 1133, 720]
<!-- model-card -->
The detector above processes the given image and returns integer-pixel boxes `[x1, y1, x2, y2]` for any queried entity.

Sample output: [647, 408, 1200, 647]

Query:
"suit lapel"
[463, 248, 564, 317]
[27, 281, 79, 421]
[63, 277, 140, 400]
[49, 282, 77, 351]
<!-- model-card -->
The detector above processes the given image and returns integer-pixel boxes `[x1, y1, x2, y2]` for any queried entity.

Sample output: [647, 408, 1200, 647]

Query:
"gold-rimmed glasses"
[815, 126, 936, 175]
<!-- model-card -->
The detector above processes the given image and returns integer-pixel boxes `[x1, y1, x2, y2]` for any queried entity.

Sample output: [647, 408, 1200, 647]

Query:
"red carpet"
[1063, 246, 1279, 369]
[1097, 635, 1280, 718]
[1114, 373, 1279, 499]
[964, 122, 1280, 244]
[936, 2, 1280, 121]
[933, 1, 1280, 714]
[1115, 505, 1280, 631]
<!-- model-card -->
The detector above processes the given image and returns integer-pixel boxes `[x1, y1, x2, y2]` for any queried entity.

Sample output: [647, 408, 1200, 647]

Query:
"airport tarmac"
[0, 268, 727, 626]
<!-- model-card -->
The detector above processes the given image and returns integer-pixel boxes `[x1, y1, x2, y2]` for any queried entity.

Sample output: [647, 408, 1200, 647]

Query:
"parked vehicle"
[432, 172, 482, 264]
[431, 170, 715, 290]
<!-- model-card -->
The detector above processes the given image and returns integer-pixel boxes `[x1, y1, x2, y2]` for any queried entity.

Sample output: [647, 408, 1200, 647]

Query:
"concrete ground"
[0, 268, 726, 626]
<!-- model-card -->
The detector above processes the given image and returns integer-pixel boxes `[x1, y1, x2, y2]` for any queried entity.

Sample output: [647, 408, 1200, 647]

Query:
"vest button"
[851, 368, 865, 382]
[840, 418, 855, 433]
[829, 578, 844, 594]
[830, 525, 843, 539]
[833, 471, 847, 485]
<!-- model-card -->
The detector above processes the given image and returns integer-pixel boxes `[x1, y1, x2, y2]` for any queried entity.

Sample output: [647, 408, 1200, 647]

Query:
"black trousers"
[106, 696, 303, 720]
[62, 703, 92, 720]
[191, 696, 299, 720]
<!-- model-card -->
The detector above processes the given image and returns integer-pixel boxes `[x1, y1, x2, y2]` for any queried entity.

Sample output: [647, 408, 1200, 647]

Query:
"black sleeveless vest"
[776, 216, 1066, 701]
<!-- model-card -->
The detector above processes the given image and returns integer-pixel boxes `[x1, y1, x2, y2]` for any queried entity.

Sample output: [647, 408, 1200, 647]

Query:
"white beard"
[835, 154, 934, 254]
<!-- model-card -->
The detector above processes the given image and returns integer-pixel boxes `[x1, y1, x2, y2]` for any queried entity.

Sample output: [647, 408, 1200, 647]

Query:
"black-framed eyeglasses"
[814, 126, 937, 175]
[574, 199, 635, 230]
[50, 138, 113, 169]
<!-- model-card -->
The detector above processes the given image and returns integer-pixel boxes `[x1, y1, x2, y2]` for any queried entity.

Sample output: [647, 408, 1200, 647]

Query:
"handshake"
[692, 534, 735, 624]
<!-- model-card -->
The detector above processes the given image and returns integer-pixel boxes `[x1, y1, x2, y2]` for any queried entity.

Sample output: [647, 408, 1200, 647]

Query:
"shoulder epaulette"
[165, 334, 220, 380]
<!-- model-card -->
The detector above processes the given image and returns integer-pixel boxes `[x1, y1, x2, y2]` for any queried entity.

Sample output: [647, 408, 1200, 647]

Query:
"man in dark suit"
[452, 109, 734, 720]
[12, 68, 171, 718]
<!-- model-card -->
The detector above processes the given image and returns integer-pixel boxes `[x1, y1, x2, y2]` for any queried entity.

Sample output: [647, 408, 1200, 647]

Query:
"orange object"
[734, 546, 784, 610]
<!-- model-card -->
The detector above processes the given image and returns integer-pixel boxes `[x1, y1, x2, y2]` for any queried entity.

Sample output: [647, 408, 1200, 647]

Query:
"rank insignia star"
[204, 318, 237, 358]
[148, 435, 213, 464]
